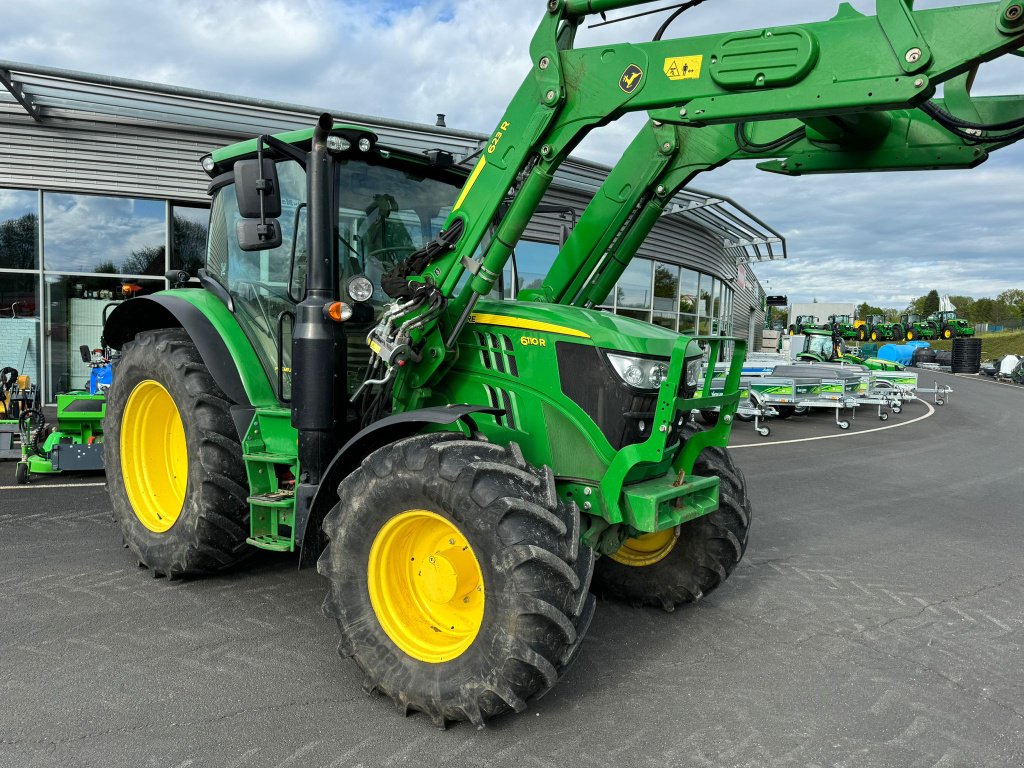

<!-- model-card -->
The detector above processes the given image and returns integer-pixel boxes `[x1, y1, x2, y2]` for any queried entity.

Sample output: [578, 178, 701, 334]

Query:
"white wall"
[788, 302, 857, 325]
[0, 317, 40, 385]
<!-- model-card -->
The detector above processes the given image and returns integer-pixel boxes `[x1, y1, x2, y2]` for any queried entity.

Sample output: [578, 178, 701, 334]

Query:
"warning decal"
[664, 55, 703, 81]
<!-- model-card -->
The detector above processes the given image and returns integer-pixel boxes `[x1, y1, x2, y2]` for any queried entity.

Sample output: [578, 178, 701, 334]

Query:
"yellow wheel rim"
[367, 510, 485, 663]
[610, 527, 679, 567]
[120, 380, 187, 533]
[907, 330, 914, 339]
[943, 329, 952, 339]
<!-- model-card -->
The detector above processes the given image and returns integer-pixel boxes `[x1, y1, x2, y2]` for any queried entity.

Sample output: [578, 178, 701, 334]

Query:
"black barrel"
[951, 337, 983, 374]
[913, 347, 936, 366]
[934, 349, 953, 366]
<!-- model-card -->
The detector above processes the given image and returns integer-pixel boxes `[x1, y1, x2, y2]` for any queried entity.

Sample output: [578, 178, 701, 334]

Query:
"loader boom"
[382, 0, 1024, 395]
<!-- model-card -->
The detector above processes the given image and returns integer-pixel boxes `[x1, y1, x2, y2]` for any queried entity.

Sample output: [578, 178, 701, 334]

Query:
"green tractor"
[788, 314, 826, 336]
[797, 329, 906, 371]
[865, 314, 904, 342]
[828, 314, 859, 341]
[928, 310, 975, 339]
[98, 0, 1024, 727]
[902, 313, 938, 341]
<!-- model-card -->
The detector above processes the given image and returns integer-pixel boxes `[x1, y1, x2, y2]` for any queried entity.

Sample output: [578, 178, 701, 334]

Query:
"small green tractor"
[928, 310, 975, 339]
[788, 314, 826, 336]
[98, 0, 1024, 727]
[865, 314, 904, 342]
[902, 313, 939, 341]
[828, 314, 859, 341]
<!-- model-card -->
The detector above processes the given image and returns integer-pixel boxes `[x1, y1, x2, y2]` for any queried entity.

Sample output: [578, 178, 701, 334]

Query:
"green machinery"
[15, 393, 106, 485]
[788, 314, 826, 336]
[928, 310, 976, 339]
[828, 314, 859, 341]
[797, 329, 906, 372]
[902, 312, 939, 341]
[865, 314, 904, 342]
[98, 0, 1024, 726]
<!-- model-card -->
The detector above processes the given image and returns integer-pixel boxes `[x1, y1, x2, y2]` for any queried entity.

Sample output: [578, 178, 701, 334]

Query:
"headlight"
[685, 357, 702, 388]
[326, 135, 351, 151]
[347, 275, 374, 303]
[607, 353, 670, 390]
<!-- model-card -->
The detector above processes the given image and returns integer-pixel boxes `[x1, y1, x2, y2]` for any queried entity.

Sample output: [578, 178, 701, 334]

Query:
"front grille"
[556, 342, 661, 450]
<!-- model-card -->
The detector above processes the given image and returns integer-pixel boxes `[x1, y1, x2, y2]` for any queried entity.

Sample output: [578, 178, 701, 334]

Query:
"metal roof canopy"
[0, 59, 785, 265]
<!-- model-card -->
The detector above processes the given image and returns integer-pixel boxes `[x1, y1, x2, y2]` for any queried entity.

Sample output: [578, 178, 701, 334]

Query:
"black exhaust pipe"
[293, 113, 347, 555]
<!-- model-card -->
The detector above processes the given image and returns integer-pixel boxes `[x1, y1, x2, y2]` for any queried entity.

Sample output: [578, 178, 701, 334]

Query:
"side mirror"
[234, 159, 282, 218]
[237, 219, 283, 252]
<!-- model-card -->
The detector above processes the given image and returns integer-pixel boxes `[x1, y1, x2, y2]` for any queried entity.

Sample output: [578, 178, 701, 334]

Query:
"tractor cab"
[199, 127, 469, 398]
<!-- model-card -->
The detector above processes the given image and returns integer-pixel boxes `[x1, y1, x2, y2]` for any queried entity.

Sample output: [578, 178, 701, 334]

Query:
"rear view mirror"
[234, 158, 282, 219]
[237, 219, 283, 252]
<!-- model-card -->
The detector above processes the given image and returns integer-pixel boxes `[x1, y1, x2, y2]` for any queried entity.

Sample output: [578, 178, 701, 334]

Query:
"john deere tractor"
[928, 310, 975, 339]
[865, 314, 904, 342]
[788, 314, 826, 336]
[100, 0, 1024, 727]
[828, 314, 859, 341]
[902, 312, 939, 341]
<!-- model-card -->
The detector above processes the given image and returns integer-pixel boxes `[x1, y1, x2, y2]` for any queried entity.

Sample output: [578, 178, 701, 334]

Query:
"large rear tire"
[319, 433, 595, 728]
[104, 329, 250, 578]
[592, 426, 752, 612]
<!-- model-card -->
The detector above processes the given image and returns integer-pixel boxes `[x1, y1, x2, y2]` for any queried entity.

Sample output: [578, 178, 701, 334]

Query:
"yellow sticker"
[664, 55, 703, 81]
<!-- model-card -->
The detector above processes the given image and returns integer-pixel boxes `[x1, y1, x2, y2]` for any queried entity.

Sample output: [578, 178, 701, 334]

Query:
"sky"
[3, 0, 1023, 307]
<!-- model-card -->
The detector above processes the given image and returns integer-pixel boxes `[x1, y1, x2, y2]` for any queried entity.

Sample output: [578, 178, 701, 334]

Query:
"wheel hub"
[610, 527, 679, 567]
[368, 509, 485, 663]
[120, 379, 187, 533]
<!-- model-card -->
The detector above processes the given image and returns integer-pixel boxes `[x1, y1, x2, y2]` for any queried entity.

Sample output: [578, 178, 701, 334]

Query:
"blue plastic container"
[877, 344, 917, 365]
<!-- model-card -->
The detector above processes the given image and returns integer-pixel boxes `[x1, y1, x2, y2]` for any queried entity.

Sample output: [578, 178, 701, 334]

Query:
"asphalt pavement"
[1, 371, 1022, 768]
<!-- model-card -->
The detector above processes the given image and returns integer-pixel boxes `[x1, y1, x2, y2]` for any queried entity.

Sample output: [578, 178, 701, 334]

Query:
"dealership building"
[0, 60, 783, 402]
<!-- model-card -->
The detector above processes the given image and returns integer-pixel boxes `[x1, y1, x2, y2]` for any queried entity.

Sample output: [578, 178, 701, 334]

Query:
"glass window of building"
[615, 258, 652, 322]
[515, 241, 558, 294]
[0, 272, 41, 391]
[44, 275, 163, 399]
[652, 262, 678, 332]
[43, 193, 167, 275]
[679, 268, 698, 315]
[0, 189, 39, 270]
[170, 204, 209, 274]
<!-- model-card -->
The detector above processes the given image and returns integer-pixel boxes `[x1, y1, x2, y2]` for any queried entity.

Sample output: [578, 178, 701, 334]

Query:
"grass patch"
[930, 331, 1024, 359]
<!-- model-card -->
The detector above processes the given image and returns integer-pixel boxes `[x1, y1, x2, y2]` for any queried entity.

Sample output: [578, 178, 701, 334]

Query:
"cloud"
[3, 0, 1023, 303]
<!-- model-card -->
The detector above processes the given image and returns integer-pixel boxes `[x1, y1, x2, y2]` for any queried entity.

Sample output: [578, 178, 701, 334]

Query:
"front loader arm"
[388, 0, 1024, 393]
[546, 89, 1023, 309]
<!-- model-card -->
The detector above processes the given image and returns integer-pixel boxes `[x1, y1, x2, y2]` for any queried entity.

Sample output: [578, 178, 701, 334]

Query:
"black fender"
[295, 404, 502, 569]
[103, 295, 252, 417]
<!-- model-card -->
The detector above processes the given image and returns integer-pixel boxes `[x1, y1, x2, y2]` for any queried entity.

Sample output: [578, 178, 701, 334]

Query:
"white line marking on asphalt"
[0, 481, 106, 490]
[730, 400, 936, 449]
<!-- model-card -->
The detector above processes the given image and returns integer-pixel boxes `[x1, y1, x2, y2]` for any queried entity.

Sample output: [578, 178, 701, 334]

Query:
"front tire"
[592, 427, 752, 612]
[104, 329, 250, 578]
[319, 433, 595, 728]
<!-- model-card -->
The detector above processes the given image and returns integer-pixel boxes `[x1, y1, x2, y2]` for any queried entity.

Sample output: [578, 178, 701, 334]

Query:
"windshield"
[806, 334, 835, 358]
[334, 159, 462, 310]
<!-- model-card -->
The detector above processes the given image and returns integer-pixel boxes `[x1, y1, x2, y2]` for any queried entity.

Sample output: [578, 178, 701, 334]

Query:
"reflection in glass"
[653, 263, 678, 313]
[653, 311, 677, 332]
[44, 193, 166, 275]
[515, 241, 558, 294]
[44, 275, 162, 399]
[679, 314, 697, 335]
[171, 205, 209, 274]
[0, 272, 41, 388]
[0, 189, 39, 270]
[616, 259, 652, 310]
[679, 269, 698, 314]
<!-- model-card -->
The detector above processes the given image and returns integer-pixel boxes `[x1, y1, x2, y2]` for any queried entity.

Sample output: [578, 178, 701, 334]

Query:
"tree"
[121, 245, 166, 276]
[0, 213, 38, 270]
[922, 289, 940, 315]
[171, 214, 208, 275]
[997, 289, 1024, 319]
[948, 295, 976, 320]
[856, 302, 885, 321]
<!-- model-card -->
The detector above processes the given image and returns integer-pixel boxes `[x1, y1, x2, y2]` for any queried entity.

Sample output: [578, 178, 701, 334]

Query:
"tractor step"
[245, 534, 294, 552]
[242, 452, 295, 464]
[247, 489, 295, 508]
